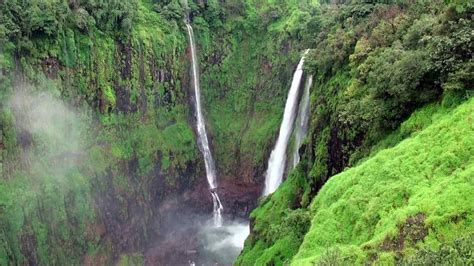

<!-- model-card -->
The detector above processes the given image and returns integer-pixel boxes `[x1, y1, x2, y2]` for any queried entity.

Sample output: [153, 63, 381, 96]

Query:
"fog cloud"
[8, 84, 89, 177]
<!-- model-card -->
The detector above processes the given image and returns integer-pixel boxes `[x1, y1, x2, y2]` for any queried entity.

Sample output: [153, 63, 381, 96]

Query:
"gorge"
[0, 0, 473, 265]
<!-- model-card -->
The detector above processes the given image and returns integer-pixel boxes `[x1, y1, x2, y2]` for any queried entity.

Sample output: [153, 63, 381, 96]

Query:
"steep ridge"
[0, 1, 209, 264]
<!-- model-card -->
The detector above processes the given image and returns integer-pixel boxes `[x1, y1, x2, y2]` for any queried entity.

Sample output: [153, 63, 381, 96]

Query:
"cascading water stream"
[263, 50, 309, 196]
[185, 14, 223, 226]
[292, 75, 313, 168]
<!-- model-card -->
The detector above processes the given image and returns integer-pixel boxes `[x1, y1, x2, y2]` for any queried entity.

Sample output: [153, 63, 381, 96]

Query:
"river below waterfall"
[196, 221, 249, 265]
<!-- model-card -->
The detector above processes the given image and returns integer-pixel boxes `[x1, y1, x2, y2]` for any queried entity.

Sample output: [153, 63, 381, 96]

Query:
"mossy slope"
[293, 98, 474, 265]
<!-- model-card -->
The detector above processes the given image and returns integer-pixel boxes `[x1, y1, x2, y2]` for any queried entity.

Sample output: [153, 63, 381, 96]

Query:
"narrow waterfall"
[292, 75, 313, 168]
[185, 20, 223, 226]
[263, 50, 309, 196]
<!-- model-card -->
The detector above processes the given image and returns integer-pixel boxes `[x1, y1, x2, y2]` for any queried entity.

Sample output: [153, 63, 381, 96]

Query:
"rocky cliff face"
[0, 2, 201, 264]
[0, 1, 296, 264]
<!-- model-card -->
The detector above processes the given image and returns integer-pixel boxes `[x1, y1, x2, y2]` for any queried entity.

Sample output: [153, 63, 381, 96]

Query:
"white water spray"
[185, 11, 223, 226]
[292, 75, 313, 168]
[263, 50, 309, 196]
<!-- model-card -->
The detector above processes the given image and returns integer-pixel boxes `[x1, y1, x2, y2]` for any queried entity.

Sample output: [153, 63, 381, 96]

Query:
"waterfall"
[185, 20, 223, 226]
[292, 75, 313, 168]
[263, 50, 309, 196]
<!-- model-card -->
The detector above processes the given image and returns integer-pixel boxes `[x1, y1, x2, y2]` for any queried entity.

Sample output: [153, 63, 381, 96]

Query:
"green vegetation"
[239, 94, 474, 266]
[239, 0, 473, 264]
[0, 0, 472, 264]
[293, 98, 474, 265]
[0, 0, 200, 264]
[236, 167, 312, 265]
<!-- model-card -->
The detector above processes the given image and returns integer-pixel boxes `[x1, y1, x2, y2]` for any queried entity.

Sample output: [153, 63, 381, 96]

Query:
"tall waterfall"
[263, 50, 309, 196]
[185, 20, 223, 226]
[292, 75, 313, 168]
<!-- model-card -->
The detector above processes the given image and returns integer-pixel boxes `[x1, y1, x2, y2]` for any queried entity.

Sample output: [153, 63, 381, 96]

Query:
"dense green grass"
[237, 96, 474, 265]
[236, 166, 312, 265]
[292, 98, 474, 265]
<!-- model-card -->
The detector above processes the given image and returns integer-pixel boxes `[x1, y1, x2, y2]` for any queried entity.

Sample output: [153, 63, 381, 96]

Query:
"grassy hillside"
[238, 0, 472, 264]
[238, 95, 474, 265]
[293, 97, 474, 265]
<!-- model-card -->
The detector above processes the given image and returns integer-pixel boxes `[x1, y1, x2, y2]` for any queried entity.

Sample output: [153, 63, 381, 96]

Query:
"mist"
[4, 84, 251, 265]
[197, 220, 250, 265]
[9, 85, 89, 177]
[145, 193, 250, 265]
